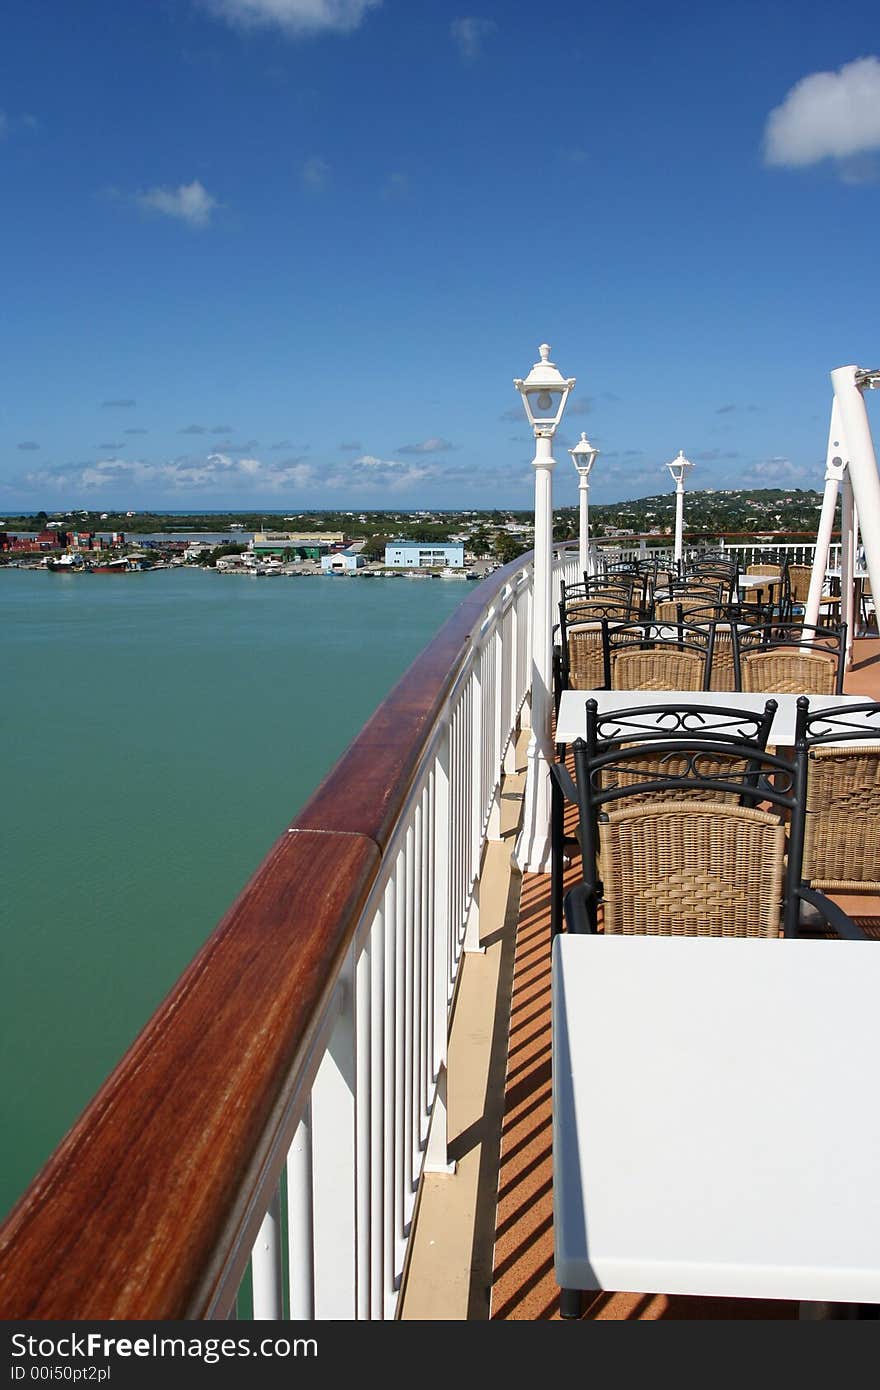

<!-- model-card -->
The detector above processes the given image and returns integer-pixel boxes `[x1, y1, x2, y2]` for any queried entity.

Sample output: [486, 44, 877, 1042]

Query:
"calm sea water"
[0, 567, 469, 1218]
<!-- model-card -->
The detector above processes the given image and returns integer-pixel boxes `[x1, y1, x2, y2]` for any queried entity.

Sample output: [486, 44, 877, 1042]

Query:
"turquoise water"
[0, 568, 469, 1218]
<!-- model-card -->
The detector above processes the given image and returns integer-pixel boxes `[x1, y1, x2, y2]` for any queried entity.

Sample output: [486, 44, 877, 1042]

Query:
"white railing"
[591, 541, 830, 571]
[227, 546, 576, 1319]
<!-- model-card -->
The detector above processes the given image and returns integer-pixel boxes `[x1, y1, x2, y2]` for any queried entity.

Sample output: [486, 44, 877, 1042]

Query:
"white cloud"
[450, 17, 497, 61]
[341, 455, 439, 491]
[395, 437, 454, 455]
[18, 452, 315, 497]
[764, 56, 880, 170]
[199, 0, 382, 37]
[740, 457, 814, 485]
[135, 179, 219, 228]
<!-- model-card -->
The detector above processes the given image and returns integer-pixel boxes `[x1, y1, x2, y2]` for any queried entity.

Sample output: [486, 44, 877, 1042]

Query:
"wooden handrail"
[0, 554, 533, 1319]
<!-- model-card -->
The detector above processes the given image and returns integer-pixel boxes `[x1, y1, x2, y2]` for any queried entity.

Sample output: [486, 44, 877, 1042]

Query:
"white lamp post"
[665, 449, 694, 569]
[514, 343, 575, 873]
[568, 432, 600, 577]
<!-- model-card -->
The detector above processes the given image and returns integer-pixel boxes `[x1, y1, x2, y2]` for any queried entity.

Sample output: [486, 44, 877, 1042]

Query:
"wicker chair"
[783, 562, 840, 623]
[562, 577, 634, 605]
[603, 618, 716, 692]
[798, 702, 880, 934]
[743, 561, 787, 614]
[591, 569, 650, 616]
[685, 605, 739, 692]
[678, 601, 771, 693]
[649, 598, 736, 688]
[735, 621, 846, 696]
[590, 704, 776, 812]
[551, 707, 867, 940]
[685, 563, 738, 601]
[652, 595, 726, 623]
[548, 698, 779, 934]
[558, 602, 631, 694]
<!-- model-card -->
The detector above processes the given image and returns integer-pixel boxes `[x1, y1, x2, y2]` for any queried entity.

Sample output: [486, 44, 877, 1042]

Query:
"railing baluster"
[311, 972, 356, 1318]
[251, 1187, 283, 1320]
[382, 876, 397, 1317]
[287, 1102, 315, 1321]
[369, 897, 385, 1319]
[393, 849, 407, 1280]
[421, 782, 430, 1135]
[410, 807, 422, 1179]
[403, 822, 416, 1206]
[355, 934, 371, 1319]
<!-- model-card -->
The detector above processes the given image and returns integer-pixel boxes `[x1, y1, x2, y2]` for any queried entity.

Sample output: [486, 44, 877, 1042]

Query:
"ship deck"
[402, 636, 880, 1320]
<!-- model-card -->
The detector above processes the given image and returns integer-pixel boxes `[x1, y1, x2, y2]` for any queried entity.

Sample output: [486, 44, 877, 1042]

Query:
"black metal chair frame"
[602, 617, 719, 692]
[549, 697, 779, 933]
[555, 600, 634, 710]
[587, 566, 651, 615]
[799, 699, 880, 746]
[550, 695, 868, 941]
[686, 562, 739, 590]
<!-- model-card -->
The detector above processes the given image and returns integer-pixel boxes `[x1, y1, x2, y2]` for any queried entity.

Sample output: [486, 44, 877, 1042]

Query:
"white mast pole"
[805, 398, 845, 630]
[830, 365, 880, 661]
[840, 472, 855, 666]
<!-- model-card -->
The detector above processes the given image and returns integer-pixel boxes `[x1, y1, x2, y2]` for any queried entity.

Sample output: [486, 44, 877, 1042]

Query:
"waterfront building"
[320, 550, 366, 573]
[384, 540, 465, 568]
[252, 531, 344, 559]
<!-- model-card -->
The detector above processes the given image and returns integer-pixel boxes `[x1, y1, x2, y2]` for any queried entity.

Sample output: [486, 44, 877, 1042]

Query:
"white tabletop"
[556, 689, 878, 747]
[552, 934, 880, 1302]
[737, 573, 782, 589]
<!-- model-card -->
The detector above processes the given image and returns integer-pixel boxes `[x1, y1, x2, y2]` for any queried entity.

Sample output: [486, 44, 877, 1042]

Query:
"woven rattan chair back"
[787, 564, 813, 606]
[605, 619, 715, 692]
[735, 621, 845, 695]
[653, 596, 725, 623]
[598, 800, 786, 936]
[802, 744, 880, 893]
[565, 624, 607, 691]
[611, 646, 708, 691]
[740, 647, 838, 695]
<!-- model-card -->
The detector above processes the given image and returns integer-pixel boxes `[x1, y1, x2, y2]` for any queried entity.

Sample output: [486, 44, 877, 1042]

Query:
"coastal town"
[0, 524, 496, 578]
[0, 487, 839, 578]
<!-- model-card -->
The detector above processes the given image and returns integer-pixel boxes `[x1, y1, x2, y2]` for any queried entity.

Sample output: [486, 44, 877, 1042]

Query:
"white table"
[556, 689, 880, 748]
[553, 934, 880, 1305]
[737, 573, 782, 592]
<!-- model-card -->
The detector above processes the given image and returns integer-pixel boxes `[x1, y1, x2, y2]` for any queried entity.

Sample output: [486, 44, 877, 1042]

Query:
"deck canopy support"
[805, 366, 880, 664]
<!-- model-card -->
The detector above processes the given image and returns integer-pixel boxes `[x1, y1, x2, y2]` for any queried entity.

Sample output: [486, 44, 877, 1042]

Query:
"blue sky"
[1, 0, 878, 511]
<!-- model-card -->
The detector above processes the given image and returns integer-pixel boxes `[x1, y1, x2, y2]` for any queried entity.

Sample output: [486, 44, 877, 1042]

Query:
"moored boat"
[91, 558, 134, 573]
[45, 554, 90, 573]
